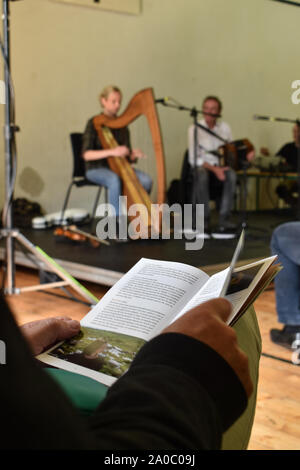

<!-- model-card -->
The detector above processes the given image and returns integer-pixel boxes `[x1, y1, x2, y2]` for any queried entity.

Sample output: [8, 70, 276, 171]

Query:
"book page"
[172, 267, 230, 320]
[224, 256, 277, 325]
[38, 254, 277, 386]
[229, 263, 281, 326]
[81, 258, 209, 340]
[38, 258, 209, 385]
[174, 229, 245, 319]
[172, 256, 277, 325]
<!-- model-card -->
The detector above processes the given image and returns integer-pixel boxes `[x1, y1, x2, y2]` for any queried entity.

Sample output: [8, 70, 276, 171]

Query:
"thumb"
[21, 317, 80, 356]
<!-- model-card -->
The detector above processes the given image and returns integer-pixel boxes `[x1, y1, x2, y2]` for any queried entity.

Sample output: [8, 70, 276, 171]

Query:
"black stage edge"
[0, 210, 294, 287]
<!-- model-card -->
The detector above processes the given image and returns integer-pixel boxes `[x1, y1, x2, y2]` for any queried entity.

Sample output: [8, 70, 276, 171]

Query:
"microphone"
[253, 115, 276, 121]
[254, 114, 297, 124]
[155, 97, 169, 104]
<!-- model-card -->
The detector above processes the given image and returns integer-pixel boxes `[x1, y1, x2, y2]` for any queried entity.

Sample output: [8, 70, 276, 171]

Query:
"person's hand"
[20, 317, 81, 356]
[162, 298, 253, 398]
[113, 145, 130, 158]
[131, 148, 146, 160]
[213, 166, 229, 181]
[246, 149, 255, 162]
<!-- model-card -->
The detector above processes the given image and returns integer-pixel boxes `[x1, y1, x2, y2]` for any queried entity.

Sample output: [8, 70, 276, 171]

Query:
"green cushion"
[46, 368, 108, 415]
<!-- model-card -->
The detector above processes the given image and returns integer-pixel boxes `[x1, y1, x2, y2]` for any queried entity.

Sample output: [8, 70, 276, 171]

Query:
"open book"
[38, 232, 280, 386]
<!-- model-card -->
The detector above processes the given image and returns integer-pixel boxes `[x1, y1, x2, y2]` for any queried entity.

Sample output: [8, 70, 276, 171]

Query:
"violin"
[54, 225, 109, 247]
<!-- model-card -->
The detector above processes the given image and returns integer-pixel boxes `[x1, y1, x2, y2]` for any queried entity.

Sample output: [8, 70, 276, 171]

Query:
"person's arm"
[0, 296, 96, 449]
[89, 299, 251, 450]
[188, 122, 232, 179]
[83, 146, 130, 162]
[207, 122, 233, 177]
[130, 148, 147, 162]
[1, 296, 251, 450]
[203, 161, 230, 181]
[81, 118, 130, 162]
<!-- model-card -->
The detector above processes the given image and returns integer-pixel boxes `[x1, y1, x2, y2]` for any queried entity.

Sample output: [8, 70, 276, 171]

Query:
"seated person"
[276, 124, 300, 173]
[262, 124, 300, 206]
[187, 96, 254, 237]
[1, 295, 257, 449]
[270, 221, 300, 348]
[82, 85, 152, 219]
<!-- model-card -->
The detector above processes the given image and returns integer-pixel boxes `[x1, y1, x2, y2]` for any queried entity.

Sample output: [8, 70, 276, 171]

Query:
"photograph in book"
[49, 327, 146, 380]
[226, 264, 263, 296]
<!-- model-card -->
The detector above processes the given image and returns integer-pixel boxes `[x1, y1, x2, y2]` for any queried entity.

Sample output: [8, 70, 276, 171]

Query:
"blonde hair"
[99, 85, 122, 106]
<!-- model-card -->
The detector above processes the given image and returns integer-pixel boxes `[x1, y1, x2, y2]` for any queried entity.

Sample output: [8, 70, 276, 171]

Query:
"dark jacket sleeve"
[0, 295, 247, 450]
[0, 295, 96, 450]
[89, 333, 248, 450]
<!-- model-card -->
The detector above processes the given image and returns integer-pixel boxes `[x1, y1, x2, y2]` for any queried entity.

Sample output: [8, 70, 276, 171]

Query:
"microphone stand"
[0, 0, 97, 305]
[191, 109, 229, 229]
[159, 100, 269, 239]
[157, 99, 227, 230]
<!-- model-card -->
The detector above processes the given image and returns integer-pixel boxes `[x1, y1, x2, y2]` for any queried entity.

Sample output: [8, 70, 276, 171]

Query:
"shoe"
[179, 220, 211, 239]
[218, 217, 238, 229]
[196, 222, 211, 239]
[178, 228, 211, 239]
[196, 229, 211, 240]
[211, 225, 237, 239]
[270, 325, 300, 349]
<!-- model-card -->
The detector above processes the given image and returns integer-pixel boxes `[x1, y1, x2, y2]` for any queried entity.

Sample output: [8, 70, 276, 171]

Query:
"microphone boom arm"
[254, 114, 298, 124]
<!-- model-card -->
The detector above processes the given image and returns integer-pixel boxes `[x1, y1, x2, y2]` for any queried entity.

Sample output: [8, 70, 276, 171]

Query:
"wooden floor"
[4, 267, 300, 451]
[247, 288, 300, 451]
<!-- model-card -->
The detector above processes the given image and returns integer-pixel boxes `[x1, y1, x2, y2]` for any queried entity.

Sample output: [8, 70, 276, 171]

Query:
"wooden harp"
[93, 88, 166, 236]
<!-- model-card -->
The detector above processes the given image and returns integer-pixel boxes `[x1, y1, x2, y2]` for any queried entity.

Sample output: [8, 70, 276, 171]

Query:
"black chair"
[60, 133, 106, 222]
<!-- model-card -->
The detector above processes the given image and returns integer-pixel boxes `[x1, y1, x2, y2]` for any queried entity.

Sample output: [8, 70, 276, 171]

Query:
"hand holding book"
[38, 231, 280, 386]
[162, 297, 253, 398]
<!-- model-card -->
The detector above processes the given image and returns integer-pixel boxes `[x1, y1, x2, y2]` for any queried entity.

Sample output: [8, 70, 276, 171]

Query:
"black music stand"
[191, 109, 230, 229]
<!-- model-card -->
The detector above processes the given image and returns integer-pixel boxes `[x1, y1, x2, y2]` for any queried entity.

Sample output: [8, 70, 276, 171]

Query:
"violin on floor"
[54, 225, 109, 247]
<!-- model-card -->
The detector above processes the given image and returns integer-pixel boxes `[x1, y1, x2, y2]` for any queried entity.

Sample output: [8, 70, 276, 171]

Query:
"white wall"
[0, 0, 299, 213]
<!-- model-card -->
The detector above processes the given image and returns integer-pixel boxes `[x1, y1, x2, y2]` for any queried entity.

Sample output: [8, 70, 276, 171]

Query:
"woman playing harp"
[81, 85, 153, 228]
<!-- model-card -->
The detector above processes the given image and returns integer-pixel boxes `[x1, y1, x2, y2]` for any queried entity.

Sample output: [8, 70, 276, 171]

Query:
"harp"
[93, 88, 166, 236]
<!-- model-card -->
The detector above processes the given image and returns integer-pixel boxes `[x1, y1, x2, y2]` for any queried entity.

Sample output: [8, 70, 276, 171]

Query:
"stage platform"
[0, 210, 295, 287]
